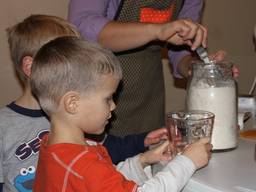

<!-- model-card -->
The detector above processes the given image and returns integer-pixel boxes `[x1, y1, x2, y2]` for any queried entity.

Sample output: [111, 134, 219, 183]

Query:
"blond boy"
[0, 15, 79, 192]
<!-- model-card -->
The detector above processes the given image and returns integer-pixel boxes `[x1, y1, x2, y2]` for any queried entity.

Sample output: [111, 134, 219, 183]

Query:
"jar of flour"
[186, 61, 238, 151]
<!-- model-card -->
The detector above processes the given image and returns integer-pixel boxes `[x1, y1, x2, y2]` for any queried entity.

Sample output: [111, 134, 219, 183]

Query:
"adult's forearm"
[98, 21, 160, 52]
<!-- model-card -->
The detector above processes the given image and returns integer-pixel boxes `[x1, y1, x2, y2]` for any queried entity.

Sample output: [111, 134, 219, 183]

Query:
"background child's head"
[6, 14, 80, 88]
[30, 36, 122, 116]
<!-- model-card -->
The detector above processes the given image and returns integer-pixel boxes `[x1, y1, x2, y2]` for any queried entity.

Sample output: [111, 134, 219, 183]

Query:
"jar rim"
[191, 60, 234, 68]
[167, 110, 215, 121]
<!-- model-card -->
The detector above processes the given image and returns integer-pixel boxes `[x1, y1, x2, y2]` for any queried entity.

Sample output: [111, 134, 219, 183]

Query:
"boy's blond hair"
[7, 14, 80, 86]
[31, 37, 122, 114]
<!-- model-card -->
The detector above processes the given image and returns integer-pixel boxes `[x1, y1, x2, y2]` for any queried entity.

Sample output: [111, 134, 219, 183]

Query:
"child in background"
[32, 36, 212, 192]
[0, 15, 80, 192]
[0, 14, 167, 192]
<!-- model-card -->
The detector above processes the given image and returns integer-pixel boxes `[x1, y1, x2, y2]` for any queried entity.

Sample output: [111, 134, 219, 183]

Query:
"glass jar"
[186, 61, 238, 151]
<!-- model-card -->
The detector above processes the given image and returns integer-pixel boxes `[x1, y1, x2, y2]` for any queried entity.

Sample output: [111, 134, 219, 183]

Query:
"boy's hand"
[182, 137, 212, 169]
[140, 141, 172, 168]
[144, 128, 168, 147]
[157, 19, 207, 50]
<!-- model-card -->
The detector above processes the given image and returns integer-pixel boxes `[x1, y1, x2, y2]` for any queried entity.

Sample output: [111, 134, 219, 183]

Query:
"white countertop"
[182, 138, 256, 192]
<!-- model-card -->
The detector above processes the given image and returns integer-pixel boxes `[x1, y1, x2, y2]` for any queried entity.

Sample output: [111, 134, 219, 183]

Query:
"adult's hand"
[157, 19, 207, 50]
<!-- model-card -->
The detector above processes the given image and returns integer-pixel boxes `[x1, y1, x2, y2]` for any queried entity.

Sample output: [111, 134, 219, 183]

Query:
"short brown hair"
[31, 36, 122, 114]
[7, 14, 80, 86]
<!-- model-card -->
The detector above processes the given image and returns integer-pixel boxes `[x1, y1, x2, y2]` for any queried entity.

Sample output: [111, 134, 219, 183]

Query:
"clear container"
[186, 61, 238, 151]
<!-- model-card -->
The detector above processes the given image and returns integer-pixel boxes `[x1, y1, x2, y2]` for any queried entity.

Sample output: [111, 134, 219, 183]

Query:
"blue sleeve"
[103, 133, 148, 164]
[0, 183, 3, 192]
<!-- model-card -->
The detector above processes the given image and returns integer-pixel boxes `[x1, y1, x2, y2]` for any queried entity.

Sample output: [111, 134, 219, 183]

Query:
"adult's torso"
[108, 0, 184, 137]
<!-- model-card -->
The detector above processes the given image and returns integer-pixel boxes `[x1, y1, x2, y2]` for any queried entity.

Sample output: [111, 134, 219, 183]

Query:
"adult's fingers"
[191, 24, 207, 50]
[181, 20, 207, 50]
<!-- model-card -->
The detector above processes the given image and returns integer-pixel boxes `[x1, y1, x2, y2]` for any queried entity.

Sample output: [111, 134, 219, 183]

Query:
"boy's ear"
[22, 56, 33, 77]
[63, 92, 80, 114]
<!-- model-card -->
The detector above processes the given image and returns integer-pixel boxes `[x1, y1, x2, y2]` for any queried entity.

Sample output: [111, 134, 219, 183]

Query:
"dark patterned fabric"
[109, 0, 184, 137]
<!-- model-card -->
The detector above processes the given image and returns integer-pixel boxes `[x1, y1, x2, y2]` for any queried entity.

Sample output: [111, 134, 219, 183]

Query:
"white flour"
[187, 86, 237, 150]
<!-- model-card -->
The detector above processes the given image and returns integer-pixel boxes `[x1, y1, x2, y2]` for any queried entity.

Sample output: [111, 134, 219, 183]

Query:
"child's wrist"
[139, 153, 149, 168]
[177, 154, 197, 171]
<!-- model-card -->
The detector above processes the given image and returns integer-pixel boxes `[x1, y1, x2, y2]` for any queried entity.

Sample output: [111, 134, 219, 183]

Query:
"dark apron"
[108, 0, 184, 137]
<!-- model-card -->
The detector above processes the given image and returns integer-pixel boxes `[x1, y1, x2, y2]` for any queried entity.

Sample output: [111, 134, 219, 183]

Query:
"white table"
[182, 138, 256, 192]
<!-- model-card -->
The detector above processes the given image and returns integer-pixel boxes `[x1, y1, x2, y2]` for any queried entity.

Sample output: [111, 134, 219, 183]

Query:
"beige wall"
[0, 0, 255, 112]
